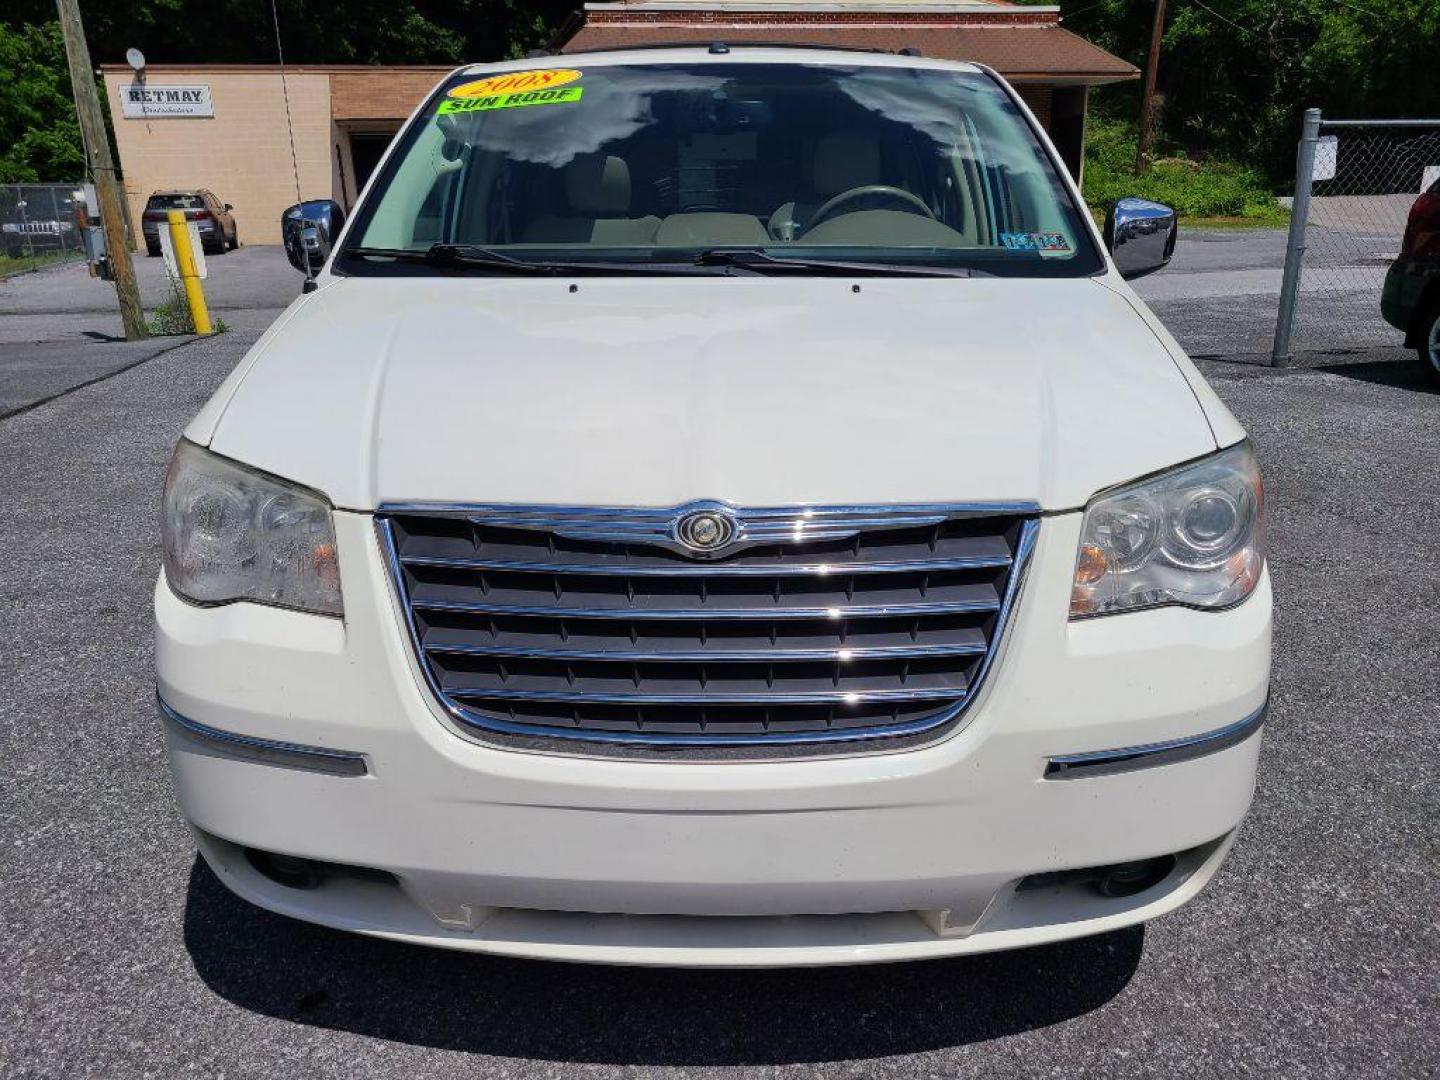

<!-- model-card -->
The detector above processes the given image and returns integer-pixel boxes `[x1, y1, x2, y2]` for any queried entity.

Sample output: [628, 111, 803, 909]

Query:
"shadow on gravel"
[183, 858, 1142, 1065]
[1195, 349, 1434, 393]
[1311, 357, 1436, 393]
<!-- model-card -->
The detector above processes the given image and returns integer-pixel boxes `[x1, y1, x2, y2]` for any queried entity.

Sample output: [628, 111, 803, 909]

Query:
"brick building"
[101, 1, 1133, 246]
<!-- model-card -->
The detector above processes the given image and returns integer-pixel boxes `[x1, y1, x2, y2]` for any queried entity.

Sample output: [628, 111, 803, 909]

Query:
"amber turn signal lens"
[1074, 543, 1109, 585]
[313, 542, 339, 582]
[1226, 548, 1259, 592]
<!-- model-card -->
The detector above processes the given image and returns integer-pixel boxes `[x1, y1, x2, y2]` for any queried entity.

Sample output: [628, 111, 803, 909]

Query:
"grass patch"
[0, 249, 80, 279]
[146, 277, 227, 336]
[1181, 215, 1291, 230]
[1082, 116, 1287, 227]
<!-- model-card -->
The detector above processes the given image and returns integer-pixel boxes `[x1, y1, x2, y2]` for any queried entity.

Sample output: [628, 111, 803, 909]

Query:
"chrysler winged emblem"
[674, 509, 737, 554]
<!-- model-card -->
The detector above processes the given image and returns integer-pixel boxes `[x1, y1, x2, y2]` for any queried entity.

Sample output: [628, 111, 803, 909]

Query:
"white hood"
[197, 275, 1218, 512]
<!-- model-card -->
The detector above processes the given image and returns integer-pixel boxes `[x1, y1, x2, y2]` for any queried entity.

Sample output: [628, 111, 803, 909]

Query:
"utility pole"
[55, 0, 147, 340]
[1134, 0, 1168, 175]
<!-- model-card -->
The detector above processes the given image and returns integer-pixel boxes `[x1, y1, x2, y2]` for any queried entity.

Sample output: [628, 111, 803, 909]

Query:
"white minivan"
[157, 47, 1271, 967]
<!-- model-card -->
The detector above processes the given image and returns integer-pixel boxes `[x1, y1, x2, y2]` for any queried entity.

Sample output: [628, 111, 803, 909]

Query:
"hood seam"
[1090, 276, 1220, 449]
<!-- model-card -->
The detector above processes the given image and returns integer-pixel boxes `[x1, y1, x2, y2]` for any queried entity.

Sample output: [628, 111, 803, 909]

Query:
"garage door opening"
[349, 132, 396, 194]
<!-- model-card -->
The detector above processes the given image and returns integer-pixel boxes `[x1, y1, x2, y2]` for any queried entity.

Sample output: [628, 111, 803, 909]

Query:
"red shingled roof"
[559, 23, 1137, 82]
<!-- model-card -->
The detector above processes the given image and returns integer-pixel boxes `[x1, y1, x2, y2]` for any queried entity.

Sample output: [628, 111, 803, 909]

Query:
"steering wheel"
[805, 185, 936, 232]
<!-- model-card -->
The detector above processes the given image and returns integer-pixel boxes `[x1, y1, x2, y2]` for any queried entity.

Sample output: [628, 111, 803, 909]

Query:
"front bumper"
[155, 510, 1271, 966]
[1381, 259, 1437, 339]
[142, 220, 216, 241]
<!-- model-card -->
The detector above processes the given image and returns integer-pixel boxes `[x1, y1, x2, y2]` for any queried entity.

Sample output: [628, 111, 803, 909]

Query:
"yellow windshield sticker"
[438, 86, 583, 115]
[448, 69, 582, 99]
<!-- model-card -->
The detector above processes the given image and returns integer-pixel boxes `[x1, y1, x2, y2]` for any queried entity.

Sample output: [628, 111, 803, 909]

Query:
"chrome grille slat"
[388, 515, 1015, 570]
[445, 687, 967, 706]
[421, 641, 990, 663]
[407, 598, 1003, 620]
[399, 553, 1013, 576]
[380, 504, 1037, 751]
[418, 613, 991, 655]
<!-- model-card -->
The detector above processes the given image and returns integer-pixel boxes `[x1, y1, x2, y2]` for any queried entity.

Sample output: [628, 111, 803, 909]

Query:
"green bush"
[1081, 116, 1286, 223]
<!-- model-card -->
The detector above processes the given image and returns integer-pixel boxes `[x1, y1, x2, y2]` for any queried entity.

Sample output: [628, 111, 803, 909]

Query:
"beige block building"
[101, 65, 453, 246]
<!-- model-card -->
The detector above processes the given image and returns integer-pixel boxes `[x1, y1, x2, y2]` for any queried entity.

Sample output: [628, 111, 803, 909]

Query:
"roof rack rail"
[558, 40, 892, 57]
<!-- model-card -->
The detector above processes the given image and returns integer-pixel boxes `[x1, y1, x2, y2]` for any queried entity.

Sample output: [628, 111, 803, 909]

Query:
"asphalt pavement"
[0, 244, 303, 345]
[1131, 227, 1408, 360]
[0, 246, 302, 418]
[1, 235, 1437, 1078]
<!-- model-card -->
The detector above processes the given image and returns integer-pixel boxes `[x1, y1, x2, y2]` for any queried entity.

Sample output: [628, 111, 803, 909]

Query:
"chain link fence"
[1272, 113, 1440, 362]
[0, 183, 87, 266]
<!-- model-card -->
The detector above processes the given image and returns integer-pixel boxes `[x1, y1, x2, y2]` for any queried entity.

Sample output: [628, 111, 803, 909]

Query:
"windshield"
[148, 193, 205, 209]
[340, 60, 1101, 276]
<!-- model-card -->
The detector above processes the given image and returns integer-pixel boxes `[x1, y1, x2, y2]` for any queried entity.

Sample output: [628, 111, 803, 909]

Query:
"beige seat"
[769, 133, 882, 241]
[654, 212, 770, 248]
[522, 154, 661, 245]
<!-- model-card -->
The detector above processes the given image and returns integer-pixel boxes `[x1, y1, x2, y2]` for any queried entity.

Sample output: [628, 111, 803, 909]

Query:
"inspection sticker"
[1000, 231, 1071, 253]
[439, 86, 583, 114]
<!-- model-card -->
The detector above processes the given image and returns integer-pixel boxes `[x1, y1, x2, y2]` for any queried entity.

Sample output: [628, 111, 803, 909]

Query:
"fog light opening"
[245, 847, 324, 890]
[1095, 855, 1176, 898]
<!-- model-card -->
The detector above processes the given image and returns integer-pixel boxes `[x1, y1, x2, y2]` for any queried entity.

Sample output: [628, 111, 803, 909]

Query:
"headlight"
[1070, 441, 1264, 618]
[161, 440, 342, 616]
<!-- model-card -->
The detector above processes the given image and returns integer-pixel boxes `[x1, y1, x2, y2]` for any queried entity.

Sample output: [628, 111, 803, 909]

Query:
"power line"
[1058, 0, 1114, 21]
[1187, 0, 1265, 39]
[1317, 0, 1404, 24]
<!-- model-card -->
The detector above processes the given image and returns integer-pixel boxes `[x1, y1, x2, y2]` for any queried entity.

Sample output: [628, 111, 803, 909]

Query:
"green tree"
[0, 22, 85, 182]
[1062, 0, 1440, 184]
[6, 0, 1437, 188]
[0, 0, 580, 183]
[3, 0, 576, 66]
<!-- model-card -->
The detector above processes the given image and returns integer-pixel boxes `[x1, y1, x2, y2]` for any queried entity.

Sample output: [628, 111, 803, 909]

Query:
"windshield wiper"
[345, 244, 989, 277]
[693, 248, 988, 278]
[347, 244, 708, 275]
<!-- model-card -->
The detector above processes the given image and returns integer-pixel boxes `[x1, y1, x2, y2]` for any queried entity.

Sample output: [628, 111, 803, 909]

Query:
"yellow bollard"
[166, 208, 213, 335]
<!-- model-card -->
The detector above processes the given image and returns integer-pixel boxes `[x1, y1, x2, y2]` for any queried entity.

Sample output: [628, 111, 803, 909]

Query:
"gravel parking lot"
[1, 243, 1437, 1077]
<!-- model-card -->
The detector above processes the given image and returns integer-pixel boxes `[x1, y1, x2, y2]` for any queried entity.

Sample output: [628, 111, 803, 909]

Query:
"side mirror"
[1104, 197, 1177, 279]
[223, 203, 233, 211]
[281, 199, 345, 273]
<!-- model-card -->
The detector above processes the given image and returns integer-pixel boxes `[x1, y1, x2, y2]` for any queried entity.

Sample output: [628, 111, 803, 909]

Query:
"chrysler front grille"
[379, 502, 1037, 750]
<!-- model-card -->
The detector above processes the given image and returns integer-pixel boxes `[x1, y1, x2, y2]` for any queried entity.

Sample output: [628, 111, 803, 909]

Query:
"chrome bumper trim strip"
[157, 696, 368, 777]
[1044, 698, 1269, 780]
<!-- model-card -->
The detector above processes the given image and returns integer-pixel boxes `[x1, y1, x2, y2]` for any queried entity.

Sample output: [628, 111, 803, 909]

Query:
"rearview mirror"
[1104, 197, 1177, 279]
[281, 199, 345, 273]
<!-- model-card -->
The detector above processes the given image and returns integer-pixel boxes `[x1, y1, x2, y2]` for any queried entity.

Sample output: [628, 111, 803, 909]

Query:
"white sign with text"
[1312, 135, 1338, 181]
[158, 221, 208, 280]
[120, 84, 213, 118]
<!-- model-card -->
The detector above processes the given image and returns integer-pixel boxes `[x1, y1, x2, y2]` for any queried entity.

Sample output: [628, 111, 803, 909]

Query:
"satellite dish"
[126, 48, 146, 73]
